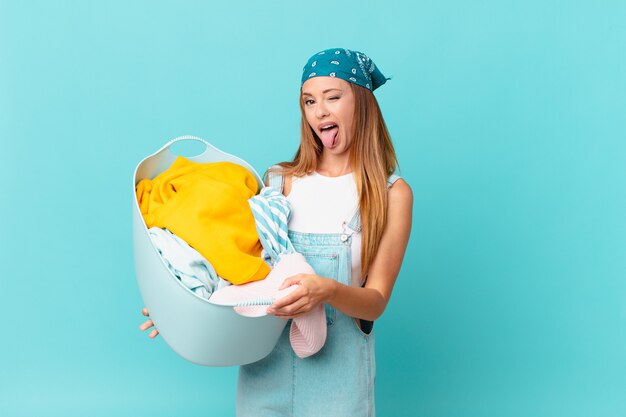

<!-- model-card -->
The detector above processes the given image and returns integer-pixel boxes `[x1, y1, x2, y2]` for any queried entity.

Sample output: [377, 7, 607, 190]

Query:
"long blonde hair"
[265, 82, 399, 279]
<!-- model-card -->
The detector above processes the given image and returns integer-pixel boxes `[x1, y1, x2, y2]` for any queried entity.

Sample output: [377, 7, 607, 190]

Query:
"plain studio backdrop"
[1, 1, 625, 416]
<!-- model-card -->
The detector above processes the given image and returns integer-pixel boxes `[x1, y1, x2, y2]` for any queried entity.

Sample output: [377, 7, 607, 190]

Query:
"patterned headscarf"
[300, 48, 390, 92]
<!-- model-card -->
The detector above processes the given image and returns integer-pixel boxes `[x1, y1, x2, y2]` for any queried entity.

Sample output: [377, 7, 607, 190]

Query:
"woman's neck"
[317, 153, 352, 177]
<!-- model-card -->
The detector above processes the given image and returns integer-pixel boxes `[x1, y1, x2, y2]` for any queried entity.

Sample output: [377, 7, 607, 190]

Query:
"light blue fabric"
[247, 187, 296, 265]
[236, 168, 403, 417]
[148, 227, 230, 299]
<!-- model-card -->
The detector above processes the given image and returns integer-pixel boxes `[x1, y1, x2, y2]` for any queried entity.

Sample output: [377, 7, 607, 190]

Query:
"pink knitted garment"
[209, 252, 327, 358]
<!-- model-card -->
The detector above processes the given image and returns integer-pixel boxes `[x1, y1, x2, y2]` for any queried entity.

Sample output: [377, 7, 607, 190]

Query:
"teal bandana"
[300, 48, 390, 92]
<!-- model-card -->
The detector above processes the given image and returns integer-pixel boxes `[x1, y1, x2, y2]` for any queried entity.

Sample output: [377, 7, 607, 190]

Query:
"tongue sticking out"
[320, 126, 339, 148]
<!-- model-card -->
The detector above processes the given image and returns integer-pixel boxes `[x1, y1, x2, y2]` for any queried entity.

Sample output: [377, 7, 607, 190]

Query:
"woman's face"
[301, 77, 355, 154]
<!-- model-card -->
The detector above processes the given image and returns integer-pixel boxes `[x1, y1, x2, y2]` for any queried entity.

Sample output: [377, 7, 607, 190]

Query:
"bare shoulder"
[388, 178, 413, 211]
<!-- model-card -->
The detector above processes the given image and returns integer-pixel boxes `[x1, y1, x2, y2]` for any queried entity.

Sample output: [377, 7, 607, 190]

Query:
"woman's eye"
[329, 96, 339, 100]
[305, 99, 314, 105]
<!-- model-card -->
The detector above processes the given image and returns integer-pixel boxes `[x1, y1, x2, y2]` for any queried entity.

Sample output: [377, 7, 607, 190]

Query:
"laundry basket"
[132, 136, 287, 366]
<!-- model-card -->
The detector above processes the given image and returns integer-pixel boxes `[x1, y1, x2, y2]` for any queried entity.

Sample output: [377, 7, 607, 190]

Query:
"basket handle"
[152, 135, 210, 155]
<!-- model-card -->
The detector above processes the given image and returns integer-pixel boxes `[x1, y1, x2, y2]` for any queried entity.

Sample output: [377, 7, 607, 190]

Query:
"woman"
[140, 47, 413, 416]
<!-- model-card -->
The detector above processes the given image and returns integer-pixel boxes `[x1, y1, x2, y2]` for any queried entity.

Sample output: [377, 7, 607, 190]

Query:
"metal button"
[340, 234, 348, 242]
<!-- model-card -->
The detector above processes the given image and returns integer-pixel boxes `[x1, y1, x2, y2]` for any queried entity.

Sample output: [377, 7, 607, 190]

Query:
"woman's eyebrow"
[301, 88, 343, 97]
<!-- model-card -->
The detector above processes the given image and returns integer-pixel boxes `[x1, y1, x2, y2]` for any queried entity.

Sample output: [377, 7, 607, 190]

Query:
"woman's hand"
[267, 274, 336, 319]
[139, 308, 159, 338]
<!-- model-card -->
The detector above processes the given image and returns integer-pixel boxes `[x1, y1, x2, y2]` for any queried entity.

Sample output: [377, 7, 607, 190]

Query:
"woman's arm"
[268, 179, 413, 321]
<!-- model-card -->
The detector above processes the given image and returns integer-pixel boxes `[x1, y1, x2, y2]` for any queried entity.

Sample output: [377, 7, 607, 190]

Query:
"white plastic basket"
[132, 136, 287, 366]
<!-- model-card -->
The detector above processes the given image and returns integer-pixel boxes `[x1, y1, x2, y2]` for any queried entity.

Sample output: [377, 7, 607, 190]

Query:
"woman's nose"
[315, 101, 329, 118]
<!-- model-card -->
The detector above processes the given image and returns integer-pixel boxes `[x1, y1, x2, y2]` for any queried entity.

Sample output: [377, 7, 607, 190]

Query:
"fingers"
[140, 307, 160, 338]
[139, 319, 154, 331]
[269, 286, 305, 311]
[273, 302, 310, 319]
[278, 274, 307, 290]
[269, 294, 310, 318]
[278, 279, 293, 290]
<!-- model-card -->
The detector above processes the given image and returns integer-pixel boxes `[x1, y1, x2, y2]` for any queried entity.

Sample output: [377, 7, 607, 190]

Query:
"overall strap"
[343, 173, 403, 234]
[387, 174, 402, 187]
[266, 165, 285, 194]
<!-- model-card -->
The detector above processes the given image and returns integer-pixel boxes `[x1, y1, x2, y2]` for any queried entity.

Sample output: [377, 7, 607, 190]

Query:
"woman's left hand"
[267, 274, 335, 319]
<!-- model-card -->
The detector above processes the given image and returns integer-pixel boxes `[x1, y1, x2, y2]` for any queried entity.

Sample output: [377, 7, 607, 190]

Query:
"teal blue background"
[1, 1, 625, 416]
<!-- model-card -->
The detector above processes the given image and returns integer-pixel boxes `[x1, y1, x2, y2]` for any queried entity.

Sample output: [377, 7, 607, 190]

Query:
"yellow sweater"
[136, 156, 270, 285]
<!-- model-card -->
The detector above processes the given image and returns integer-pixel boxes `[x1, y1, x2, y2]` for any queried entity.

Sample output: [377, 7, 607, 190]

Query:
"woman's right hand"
[139, 307, 160, 338]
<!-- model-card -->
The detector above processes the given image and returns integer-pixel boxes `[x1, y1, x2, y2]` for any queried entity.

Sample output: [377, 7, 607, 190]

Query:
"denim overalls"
[237, 169, 401, 417]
